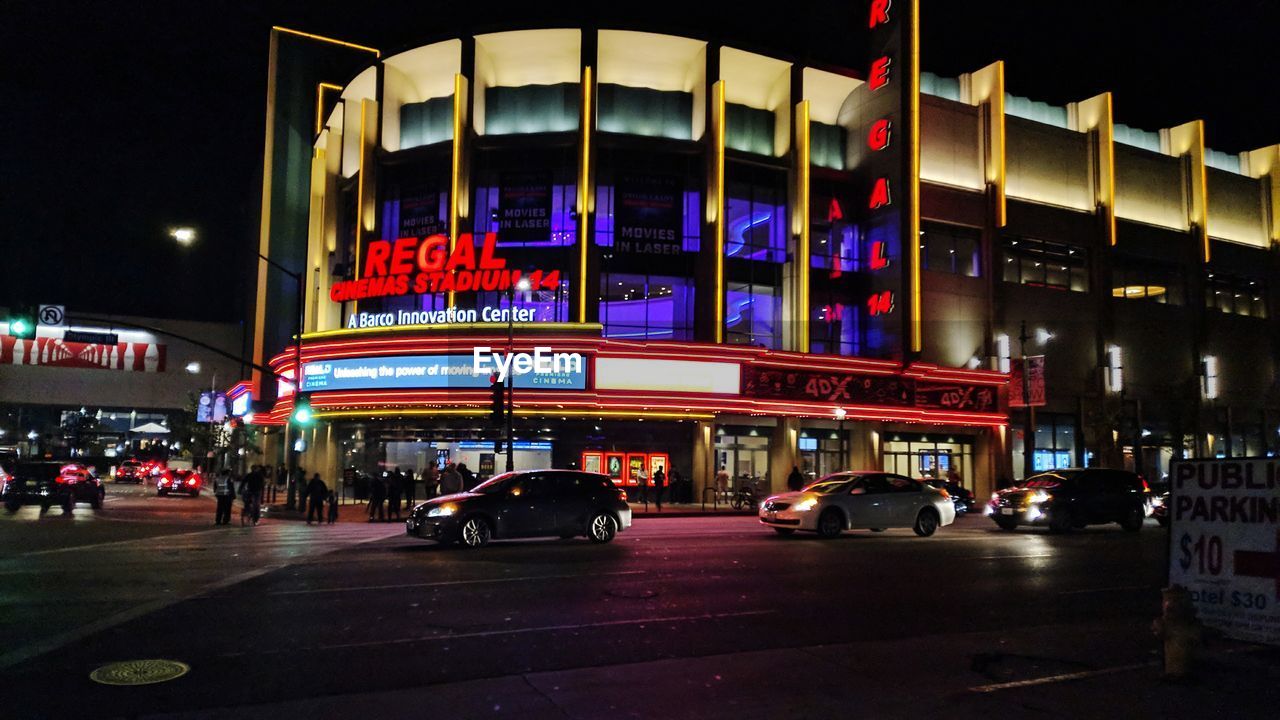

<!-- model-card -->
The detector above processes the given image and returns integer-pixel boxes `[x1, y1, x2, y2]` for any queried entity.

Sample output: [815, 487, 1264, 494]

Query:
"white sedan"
[759, 471, 956, 538]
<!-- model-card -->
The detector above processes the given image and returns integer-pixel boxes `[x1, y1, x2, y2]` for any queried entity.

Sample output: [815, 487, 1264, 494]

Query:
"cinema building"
[245, 18, 1280, 502]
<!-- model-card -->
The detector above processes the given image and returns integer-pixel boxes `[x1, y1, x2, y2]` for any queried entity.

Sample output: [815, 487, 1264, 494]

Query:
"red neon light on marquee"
[868, 119, 892, 151]
[329, 232, 561, 302]
[868, 56, 892, 91]
[868, 178, 891, 209]
[869, 241, 890, 270]
[868, 0, 891, 28]
[867, 291, 894, 316]
[827, 198, 844, 222]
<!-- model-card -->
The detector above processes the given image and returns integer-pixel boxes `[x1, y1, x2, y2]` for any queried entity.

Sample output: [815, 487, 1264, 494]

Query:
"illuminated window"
[1000, 236, 1088, 292]
[921, 222, 981, 277]
[725, 168, 786, 348]
[598, 274, 694, 340]
[1204, 272, 1267, 318]
[1110, 260, 1184, 305]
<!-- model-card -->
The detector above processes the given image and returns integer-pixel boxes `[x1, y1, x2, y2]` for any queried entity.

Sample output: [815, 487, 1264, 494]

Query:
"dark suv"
[406, 469, 632, 548]
[2, 460, 106, 513]
[987, 468, 1149, 532]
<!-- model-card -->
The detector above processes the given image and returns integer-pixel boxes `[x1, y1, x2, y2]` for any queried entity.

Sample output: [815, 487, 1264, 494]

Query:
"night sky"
[3, 1, 1276, 324]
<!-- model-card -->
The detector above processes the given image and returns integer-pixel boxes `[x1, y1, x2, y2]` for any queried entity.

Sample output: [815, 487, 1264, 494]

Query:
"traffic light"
[292, 393, 313, 426]
[490, 375, 505, 425]
[8, 306, 34, 338]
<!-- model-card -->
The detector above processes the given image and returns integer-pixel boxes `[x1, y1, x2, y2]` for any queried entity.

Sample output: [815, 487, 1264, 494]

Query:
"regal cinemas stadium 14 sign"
[329, 233, 561, 302]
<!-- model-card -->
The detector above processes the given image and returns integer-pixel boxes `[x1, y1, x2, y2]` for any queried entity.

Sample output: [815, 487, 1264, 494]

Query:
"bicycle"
[240, 494, 261, 526]
[730, 482, 759, 511]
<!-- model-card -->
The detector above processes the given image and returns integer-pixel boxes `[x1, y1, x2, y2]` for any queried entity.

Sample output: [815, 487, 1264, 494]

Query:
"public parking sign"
[1168, 458, 1280, 645]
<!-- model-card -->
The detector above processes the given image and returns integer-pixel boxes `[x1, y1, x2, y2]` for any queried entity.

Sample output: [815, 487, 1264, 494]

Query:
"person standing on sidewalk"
[787, 465, 805, 492]
[387, 468, 404, 521]
[423, 463, 440, 498]
[326, 489, 339, 524]
[213, 469, 236, 525]
[403, 468, 416, 508]
[306, 473, 328, 525]
[368, 472, 387, 522]
[651, 466, 666, 511]
[439, 463, 462, 496]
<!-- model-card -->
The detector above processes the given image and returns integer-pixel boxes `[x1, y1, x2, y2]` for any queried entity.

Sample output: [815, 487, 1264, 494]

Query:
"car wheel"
[773, 527, 796, 536]
[1049, 507, 1074, 533]
[816, 509, 844, 539]
[1120, 506, 1144, 532]
[913, 509, 940, 537]
[40, 503, 51, 513]
[459, 516, 491, 548]
[588, 512, 618, 544]
[4, 500, 20, 513]
[61, 496, 74, 513]
[158, 490, 167, 497]
[91, 491, 103, 510]
[995, 517, 1018, 531]
[1156, 515, 1170, 528]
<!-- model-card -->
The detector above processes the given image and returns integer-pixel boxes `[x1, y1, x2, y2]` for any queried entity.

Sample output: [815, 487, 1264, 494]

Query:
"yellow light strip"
[314, 82, 343, 136]
[1103, 93, 1117, 246]
[302, 321, 603, 340]
[577, 66, 593, 323]
[352, 99, 370, 316]
[449, 74, 465, 308]
[908, 0, 922, 354]
[1197, 121, 1210, 263]
[713, 80, 726, 344]
[797, 100, 811, 353]
[313, 409, 716, 421]
[993, 62, 1007, 228]
[271, 26, 380, 57]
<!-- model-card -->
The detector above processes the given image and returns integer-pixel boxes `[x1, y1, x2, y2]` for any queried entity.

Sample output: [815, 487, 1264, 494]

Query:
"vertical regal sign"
[846, 0, 921, 359]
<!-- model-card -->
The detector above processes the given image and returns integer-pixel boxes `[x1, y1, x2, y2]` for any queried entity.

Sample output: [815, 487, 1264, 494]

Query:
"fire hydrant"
[1152, 585, 1202, 679]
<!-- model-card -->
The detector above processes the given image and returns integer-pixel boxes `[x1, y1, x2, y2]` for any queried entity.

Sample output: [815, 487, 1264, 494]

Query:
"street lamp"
[185, 361, 201, 374]
[504, 276, 533, 472]
[834, 407, 847, 471]
[170, 227, 196, 246]
[171, 230, 307, 508]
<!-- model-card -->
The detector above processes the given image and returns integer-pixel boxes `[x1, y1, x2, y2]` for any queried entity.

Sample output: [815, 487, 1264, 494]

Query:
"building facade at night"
[245, 13, 1280, 501]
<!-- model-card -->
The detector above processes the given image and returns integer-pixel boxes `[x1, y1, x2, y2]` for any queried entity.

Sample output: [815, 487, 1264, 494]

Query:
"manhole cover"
[90, 659, 190, 686]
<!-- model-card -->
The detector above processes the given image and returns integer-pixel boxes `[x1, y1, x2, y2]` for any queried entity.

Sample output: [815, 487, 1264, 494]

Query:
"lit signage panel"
[594, 358, 741, 395]
[302, 354, 587, 392]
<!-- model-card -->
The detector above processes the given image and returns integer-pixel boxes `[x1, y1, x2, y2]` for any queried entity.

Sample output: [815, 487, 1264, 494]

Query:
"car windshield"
[469, 472, 518, 494]
[1024, 471, 1082, 488]
[17, 464, 62, 482]
[802, 479, 853, 494]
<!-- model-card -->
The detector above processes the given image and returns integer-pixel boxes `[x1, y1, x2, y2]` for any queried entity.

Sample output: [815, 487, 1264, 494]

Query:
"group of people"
[634, 466, 686, 510]
[363, 462, 476, 521]
[211, 464, 338, 526]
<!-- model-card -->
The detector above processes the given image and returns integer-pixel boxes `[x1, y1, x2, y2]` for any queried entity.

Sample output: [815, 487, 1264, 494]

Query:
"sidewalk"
[145, 618, 1280, 719]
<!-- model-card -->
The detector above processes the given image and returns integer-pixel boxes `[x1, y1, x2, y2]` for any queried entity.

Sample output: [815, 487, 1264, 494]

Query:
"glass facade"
[882, 433, 976, 492]
[921, 221, 981, 277]
[1001, 236, 1089, 292]
[725, 166, 786, 348]
[809, 184, 864, 356]
[1112, 260, 1184, 304]
[1205, 272, 1267, 318]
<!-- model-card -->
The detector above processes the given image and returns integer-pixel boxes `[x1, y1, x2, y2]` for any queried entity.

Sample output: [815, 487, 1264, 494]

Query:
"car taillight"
[187, 478, 197, 486]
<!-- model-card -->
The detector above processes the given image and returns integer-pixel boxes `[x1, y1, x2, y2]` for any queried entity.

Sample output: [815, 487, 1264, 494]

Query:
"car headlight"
[1029, 491, 1051, 504]
[427, 503, 457, 518]
[793, 497, 818, 512]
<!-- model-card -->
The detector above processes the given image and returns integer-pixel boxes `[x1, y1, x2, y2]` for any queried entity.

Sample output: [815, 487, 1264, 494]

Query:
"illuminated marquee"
[329, 232, 561, 302]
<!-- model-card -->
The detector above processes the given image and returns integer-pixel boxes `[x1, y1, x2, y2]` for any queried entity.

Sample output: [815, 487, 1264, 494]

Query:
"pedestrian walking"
[715, 465, 730, 502]
[387, 468, 404, 520]
[213, 469, 236, 525]
[439, 462, 462, 496]
[652, 466, 666, 511]
[368, 472, 387, 522]
[306, 473, 328, 525]
[423, 463, 440, 498]
[787, 465, 805, 492]
[326, 490, 339, 524]
[635, 466, 648, 504]
[404, 468, 416, 508]
[240, 465, 265, 525]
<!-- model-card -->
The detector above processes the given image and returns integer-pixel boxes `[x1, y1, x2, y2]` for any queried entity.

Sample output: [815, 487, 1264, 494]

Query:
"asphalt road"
[4, 483, 1267, 719]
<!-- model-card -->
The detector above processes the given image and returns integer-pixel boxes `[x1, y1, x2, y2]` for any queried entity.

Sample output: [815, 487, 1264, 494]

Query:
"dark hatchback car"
[986, 468, 1150, 532]
[2, 460, 106, 512]
[406, 469, 632, 548]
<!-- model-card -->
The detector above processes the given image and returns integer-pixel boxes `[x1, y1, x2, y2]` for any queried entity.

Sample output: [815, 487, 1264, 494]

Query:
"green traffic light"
[292, 400, 313, 425]
[10, 318, 32, 337]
